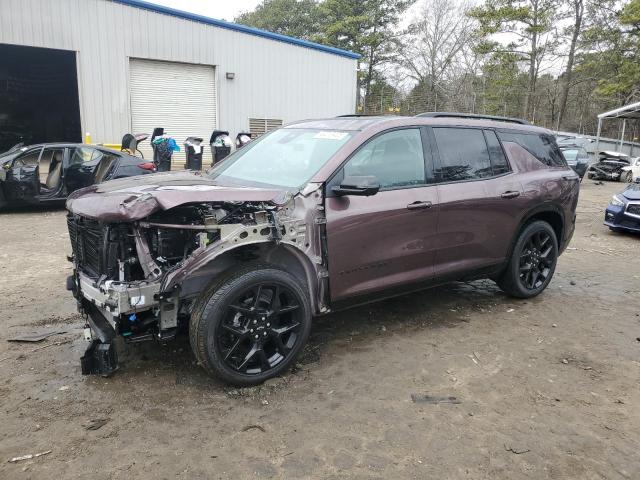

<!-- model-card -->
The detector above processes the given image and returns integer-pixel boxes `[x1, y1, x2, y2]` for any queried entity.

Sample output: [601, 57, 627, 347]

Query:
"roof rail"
[416, 112, 530, 125]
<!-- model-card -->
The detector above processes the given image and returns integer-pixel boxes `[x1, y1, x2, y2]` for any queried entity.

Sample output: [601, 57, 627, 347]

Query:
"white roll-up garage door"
[129, 58, 217, 168]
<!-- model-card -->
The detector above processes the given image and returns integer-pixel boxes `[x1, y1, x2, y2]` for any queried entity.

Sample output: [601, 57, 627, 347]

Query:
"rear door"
[64, 146, 103, 193]
[325, 127, 440, 301]
[3, 147, 42, 202]
[430, 127, 524, 277]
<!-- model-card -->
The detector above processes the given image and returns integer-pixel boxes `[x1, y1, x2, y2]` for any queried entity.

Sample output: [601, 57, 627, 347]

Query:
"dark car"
[604, 179, 640, 233]
[0, 143, 155, 209]
[65, 113, 579, 385]
[560, 145, 590, 179]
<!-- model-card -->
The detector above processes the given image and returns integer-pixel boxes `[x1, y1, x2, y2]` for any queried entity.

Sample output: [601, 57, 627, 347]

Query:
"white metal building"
[0, 0, 359, 165]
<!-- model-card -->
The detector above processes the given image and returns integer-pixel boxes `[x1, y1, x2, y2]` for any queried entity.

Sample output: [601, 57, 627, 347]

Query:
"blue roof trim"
[112, 0, 361, 60]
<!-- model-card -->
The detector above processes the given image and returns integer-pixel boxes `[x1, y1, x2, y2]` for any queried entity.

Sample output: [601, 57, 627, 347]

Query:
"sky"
[147, 0, 261, 22]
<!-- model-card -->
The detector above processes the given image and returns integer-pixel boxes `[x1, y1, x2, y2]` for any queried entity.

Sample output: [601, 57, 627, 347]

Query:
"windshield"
[561, 149, 579, 161]
[208, 128, 354, 188]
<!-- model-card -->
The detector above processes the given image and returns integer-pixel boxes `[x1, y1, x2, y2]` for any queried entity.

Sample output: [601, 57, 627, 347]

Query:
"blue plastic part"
[112, 0, 361, 59]
[129, 314, 137, 322]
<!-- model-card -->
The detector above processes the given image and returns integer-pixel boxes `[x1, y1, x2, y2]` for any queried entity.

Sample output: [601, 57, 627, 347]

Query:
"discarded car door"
[325, 127, 439, 300]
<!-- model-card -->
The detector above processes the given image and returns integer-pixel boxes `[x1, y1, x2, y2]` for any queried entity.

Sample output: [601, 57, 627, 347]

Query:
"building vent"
[249, 118, 283, 137]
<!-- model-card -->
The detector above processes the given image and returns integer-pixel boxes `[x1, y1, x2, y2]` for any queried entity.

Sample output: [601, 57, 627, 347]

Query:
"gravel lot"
[0, 181, 638, 479]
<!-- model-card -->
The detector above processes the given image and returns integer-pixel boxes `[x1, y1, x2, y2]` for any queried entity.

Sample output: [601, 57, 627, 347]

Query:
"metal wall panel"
[129, 58, 217, 166]
[0, 0, 357, 164]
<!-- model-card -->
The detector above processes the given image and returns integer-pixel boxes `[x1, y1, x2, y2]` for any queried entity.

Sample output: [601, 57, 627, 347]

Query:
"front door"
[325, 127, 440, 302]
[429, 127, 524, 277]
[3, 147, 42, 203]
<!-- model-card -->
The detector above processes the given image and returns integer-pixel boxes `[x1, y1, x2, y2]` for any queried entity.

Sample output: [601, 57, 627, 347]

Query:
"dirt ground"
[0, 181, 638, 479]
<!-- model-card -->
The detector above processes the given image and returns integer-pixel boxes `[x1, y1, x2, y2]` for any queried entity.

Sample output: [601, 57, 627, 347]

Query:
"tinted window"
[433, 128, 492, 181]
[343, 128, 426, 189]
[484, 130, 510, 175]
[498, 131, 566, 167]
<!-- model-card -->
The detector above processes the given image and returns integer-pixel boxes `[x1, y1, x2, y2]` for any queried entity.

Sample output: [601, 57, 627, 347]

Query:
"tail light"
[137, 162, 156, 172]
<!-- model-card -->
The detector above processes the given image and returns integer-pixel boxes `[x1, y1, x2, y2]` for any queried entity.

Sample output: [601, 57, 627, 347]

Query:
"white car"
[621, 156, 640, 182]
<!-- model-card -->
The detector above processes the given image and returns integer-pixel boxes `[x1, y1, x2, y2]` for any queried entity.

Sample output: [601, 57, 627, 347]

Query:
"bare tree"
[557, 0, 584, 127]
[398, 0, 477, 111]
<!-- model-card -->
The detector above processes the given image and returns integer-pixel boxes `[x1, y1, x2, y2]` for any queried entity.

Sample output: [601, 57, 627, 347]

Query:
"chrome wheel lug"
[263, 332, 267, 336]
[266, 323, 270, 327]
[253, 319, 257, 324]
[250, 329, 254, 333]
[254, 334, 259, 339]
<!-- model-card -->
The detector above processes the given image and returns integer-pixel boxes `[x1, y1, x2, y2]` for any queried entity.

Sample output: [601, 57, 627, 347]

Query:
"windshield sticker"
[313, 131, 348, 140]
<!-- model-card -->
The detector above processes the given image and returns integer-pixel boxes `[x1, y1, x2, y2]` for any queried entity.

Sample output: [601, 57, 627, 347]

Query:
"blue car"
[605, 180, 640, 233]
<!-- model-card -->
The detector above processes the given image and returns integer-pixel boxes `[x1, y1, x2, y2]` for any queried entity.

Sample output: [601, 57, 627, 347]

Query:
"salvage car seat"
[44, 151, 63, 191]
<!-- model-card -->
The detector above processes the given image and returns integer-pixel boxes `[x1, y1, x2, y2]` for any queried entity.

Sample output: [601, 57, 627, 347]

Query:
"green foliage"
[235, 0, 323, 40]
[620, 0, 640, 27]
[577, 0, 640, 101]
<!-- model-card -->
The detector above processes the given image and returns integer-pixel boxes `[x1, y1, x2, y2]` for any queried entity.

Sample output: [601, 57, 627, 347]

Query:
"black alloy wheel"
[518, 230, 555, 290]
[190, 264, 312, 386]
[496, 220, 558, 298]
[218, 283, 303, 374]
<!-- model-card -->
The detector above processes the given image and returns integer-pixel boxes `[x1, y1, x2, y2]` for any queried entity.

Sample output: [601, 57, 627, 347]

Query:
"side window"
[70, 147, 94, 165]
[343, 129, 426, 189]
[14, 149, 41, 167]
[433, 128, 492, 182]
[484, 130, 510, 175]
[497, 131, 567, 167]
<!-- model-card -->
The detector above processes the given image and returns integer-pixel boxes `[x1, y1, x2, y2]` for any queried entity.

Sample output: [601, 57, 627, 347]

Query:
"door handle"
[500, 191, 521, 199]
[407, 201, 432, 210]
[562, 175, 577, 181]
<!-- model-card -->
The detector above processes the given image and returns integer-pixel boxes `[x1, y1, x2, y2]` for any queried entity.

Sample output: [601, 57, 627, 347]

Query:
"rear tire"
[497, 221, 558, 299]
[189, 263, 312, 386]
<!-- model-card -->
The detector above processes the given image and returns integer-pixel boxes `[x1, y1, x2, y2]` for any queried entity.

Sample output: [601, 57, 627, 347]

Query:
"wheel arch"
[174, 242, 322, 314]
[506, 204, 565, 261]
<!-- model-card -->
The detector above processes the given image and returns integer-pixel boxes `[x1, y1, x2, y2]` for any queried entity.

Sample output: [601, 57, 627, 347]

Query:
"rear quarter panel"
[503, 142, 579, 250]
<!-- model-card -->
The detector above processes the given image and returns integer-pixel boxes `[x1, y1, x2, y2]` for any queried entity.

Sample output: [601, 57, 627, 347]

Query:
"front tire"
[622, 171, 633, 183]
[497, 221, 558, 299]
[189, 264, 312, 386]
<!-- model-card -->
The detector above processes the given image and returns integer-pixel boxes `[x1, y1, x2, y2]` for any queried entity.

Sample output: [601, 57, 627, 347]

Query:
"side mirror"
[332, 175, 380, 197]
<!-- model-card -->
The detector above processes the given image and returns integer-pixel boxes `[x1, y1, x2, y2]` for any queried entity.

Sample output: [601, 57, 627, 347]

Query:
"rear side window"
[484, 130, 510, 175]
[498, 131, 566, 167]
[433, 128, 492, 182]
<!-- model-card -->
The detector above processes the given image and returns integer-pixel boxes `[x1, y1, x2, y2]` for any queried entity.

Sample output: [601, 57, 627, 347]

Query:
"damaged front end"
[66, 180, 328, 376]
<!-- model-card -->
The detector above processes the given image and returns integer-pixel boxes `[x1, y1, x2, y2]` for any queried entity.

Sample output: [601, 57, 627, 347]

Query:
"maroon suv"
[66, 113, 579, 385]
